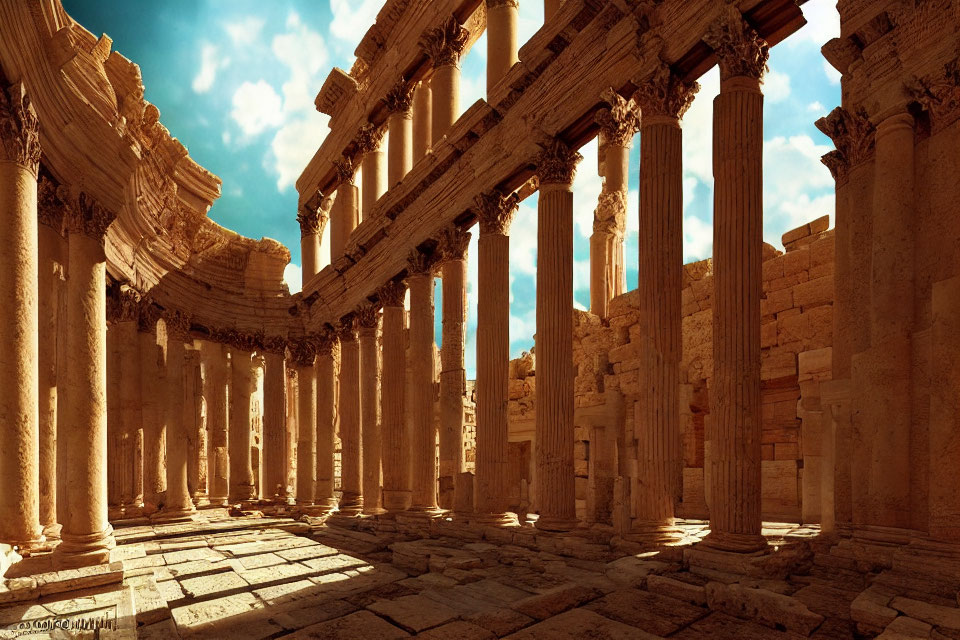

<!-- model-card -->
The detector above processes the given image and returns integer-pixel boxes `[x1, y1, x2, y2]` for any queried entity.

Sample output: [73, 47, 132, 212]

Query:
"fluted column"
[200, 340, 229, 506]
[413, 81, 432, 160]
[701, 8, 769, 553]
[56, 190, 117, 567]
[631, 63, 699, 541]
[486, 0, 519, 94]
[420, 17, 468, 144]
[437, 227, 471, 511]
[337, 322, 363, 515]
[358, 304, 384, 514]
[229, 343, 257, 502]
[285, 364, 298, 499]
[291, 337, 317, 506]
[315, 332, 338, 510]
[158, 313, 196, 520]
[0, 83, 43, 552]
[139, 305, 166, 511]
[534, 139, 581, 532]
[330, 159, 359, 260]
[386, 81, 415, 187]
[379, 282, 410, 513]
[474, 191, 519, 525]
[359, 124, 387, 221]
[262, 341, 288, 502]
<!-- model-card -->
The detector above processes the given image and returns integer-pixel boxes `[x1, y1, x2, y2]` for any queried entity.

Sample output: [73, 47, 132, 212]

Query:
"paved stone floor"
[1, 512, 958, 639]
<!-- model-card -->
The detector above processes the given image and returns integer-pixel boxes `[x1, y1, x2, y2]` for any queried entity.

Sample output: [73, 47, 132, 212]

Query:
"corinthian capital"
[377, 280, 407, 307]
[106, 284, 142, 324]
[633, 60, 700, 120]
[905, 59, 960, 132]
[356, 302, 381, 331]
[38, 176, 65, 231]
[820, 150, 848, 184]
[355, 122, 387, 155]
[62, 188, 117, 241]
[474, 190, 518, 235]
[595, 89, 641, 147]
[436, 225, 472, 263]
[419, 15, 469, 68]
[407, 248, 437, 277]
[703, 6, 769, 81]
[385, 79, 415, 115]
[535, 138, 582, 186]
[333, 156, 357, 186]
[0, 83, 41, 175]
[815, 106, 875, 169]
[288, 335, 318, 367]
[163, 309, 193, 341]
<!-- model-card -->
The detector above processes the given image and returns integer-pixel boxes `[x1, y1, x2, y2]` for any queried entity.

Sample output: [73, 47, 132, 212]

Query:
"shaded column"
[0, 83, 43, 552]
[298, 192, 329, 285]
[474, 191, 519, 525]
[338, 322, 363, 515]
[701, 8, 768, 552]
[262, 339, 288, 502]
[413, 81, 432, 160]
[107, 323, 121, 510]
[437, 227, 471, 511]
[406, 251, 441, 515]
[229, 340, 257, 503]
[201, 340, 230, 506]
[358, 123, 387, 221]
[291, 337, 317, 506]
[285, 363, 298, 499]
[112, 295, 144, 511]
[420, 17, 468, 144]
[386, 81, 415, 187]
[930, 276, 960, 541]
[157, 312, 196, 520]
[139, 304, 166, 512]
[378, 281, 411, 513]
[56, 189, 118, 567]
[358, 304, 384, 514]
[330, 158, 359, 260]
[486, 0, 519, 94]
[631, 62, 699, 541]
[315, 331, 339, 511]
[186, 348, 207, 507]
[534, 139, 582, 532]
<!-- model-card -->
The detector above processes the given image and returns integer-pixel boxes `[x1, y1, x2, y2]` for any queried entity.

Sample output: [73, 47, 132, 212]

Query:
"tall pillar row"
[379, 281, 410, 514]
[357, 304, 383, 515]
[338, 321, 364, 516]
[420, 16, 468, 145]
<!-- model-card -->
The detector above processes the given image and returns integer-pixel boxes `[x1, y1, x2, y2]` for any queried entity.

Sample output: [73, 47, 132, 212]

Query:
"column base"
[362, 507, 387, 516]
[472, 512, 520, 528]
[382, 490, 412, 514]
[207, 496, 230, 508]
[151, 507, 199, 524]
[626, 519, 687, 545]
[699, 530, 769, 554]
[338, 493, 364, 516]
[534, 516, 580, 533]
[192, 494, 211, 508]
[55, 527, 116, 569]
[41, 523, 63, 541]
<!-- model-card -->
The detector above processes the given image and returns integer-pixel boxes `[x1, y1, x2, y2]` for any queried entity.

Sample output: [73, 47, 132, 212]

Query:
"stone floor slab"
[504, 607, 660, 639]
[281, 610, 410, 638]
[366, 594, 459, 633]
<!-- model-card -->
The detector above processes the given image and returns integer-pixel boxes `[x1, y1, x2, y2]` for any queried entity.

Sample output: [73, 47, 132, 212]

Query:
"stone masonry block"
[793, 275, 833, 309]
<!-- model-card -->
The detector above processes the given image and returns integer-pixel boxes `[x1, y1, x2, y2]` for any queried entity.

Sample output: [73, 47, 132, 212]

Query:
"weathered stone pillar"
[407, 251, 440, 515]
[285, 364, 298, 499]
[330, 159, 358, 260]
[701, 8, 769, 553]
[158, 313, 196, 520]
[359, 124, 387, 221]
[379, 282, 411, 513]
[358, 304, 384, 514]
[315, 332, 338, 511]
[420, 17, 468, 144]
[0, 83, 43, 552]
[413, 81, 432, 160]
[437, 227, 471, 511]
[113, 299, 144, 510]
[57, 190, 117, 567]
[292, 337, 317, 506]
[262, 340, 287, 502]
[107, 323, 121, 510]
[229, 341, 257, 502]
[474, 191, 519, 525]
[139, 305, 166, 511]
[486, 0, 519, 94]
[37, 178, 64, 539]
[386, 81, 415, 187]
[533, 139, 581, 532]
[630, 63, 699, 541]
[338, 322, 364, 515]
[201, 340, 229, 506]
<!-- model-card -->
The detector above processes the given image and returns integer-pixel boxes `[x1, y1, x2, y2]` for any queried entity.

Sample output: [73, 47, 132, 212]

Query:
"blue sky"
[65, 0, 841, 378]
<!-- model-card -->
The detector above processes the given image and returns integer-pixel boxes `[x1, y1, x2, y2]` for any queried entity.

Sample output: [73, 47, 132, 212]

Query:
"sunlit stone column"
[420, 17, 468, 145]
[292, 337, 317, 506]
[298, 194, 326, 284]
[413, 81, 432, 160]
[262, 338, 288, 502]
[315, 331, 338, 511]
[486, 0, 519, 94]
[139, 305, 166, 512]
[157, 312, 196, 521]
[405, 250, 441, 516]
[534, 139, 581, 532]
[358, 304, 384, 514]
[701, 8, 769, 553]
[591, 91, 639, 318]
[359, 124, 387, 221]
[229, 340, 257, 503]
[474, 191, 519, 525]
[185, 347, 208, 507]
[436, 227, 471, 511]
[57, 190, 118, 567]
[379, 281, 411, 513]
[0, 83, 43, 552]
[37, 178, 64, 539]
[330, 158, 359, 260]
[201, 340, 230, 506]
[285, 363, 298, 498]
[631, 62, 699, 541]
[386, 81, 415, 187]
[338, 322, 364, 515]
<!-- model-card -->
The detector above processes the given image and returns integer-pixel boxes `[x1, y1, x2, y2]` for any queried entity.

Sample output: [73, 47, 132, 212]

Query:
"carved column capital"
[703, 6, 769, 81]
[436, 225, 472, 263]
[815, 106, 876, 171]
[407, 248, 438, 277]
[593, 190, 627, 238]
[906, 58, 960, 132]
[475, 191, 518, 235]
[633, 61, 700, 120]
[38, 176, 65, 231]
[106, 284, 142, 324]
[595, 90, 641, 146]
[535, 138, 582, 186]
[336, 319, 358, 343]
[317, 326, 337, 356]
[62, 188, 117, 241]
[333, 156, 357, 186]
[137, 301, 163, 334]
[163, 309, 193, 341]
[377, 280, 407, 307]
[487, 0, 520, 8]
[355, 122, 387, 155]
[261, 335, 288, 356]
[356, 302, 381, 333]
[0, 83, 41, 175]
[298, 188, 331, 237]
[288, 335, 318, 367]
[820, 150, 849, 184]
[385, 80, 416, 115]
[419, 15, 470, 68]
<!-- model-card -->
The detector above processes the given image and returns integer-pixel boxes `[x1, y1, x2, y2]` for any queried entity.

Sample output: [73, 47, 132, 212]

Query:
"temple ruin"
[1, 0, 959, 637]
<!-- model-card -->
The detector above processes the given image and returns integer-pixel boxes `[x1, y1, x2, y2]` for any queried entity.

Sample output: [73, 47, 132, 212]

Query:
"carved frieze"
[261, 334, 288, 356]
[475, 190, 519, 236]
[377, 280, 407, 307]
[419, 15, 470, 68]
[436, 225, 472, 263]
[595, 89, 641, 146]
[211, 327, 262, 353]
[355, 122, 388, 155]
[384, 79, 416, 115]
[535, 138, 583, 186]
[703, 6, 769, 81]
[815, 107, 876, 177]
[0, 83, 42, 174]
[633, 61, 700, 120]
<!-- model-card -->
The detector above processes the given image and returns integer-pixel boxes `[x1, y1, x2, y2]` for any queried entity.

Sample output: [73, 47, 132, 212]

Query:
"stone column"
[534, 139, 582, 532]
[437, 227, 471, 511]
[338, 322, 364, 515]
[701, 8, 769, 553]
[139, 305, 166, 511]
[262, 341, 288, 502]
[413, 81, 432, 160]
[229, 341, 257, 503]
[0, 83, 43, 552]
[420, 17, 468, 145]
[188, 349, 208, 507]
[386, 81, 415, 187]
[486, 0, 519, 94]
[201, 340, 230, 506]
[630, 62, 699, 541]
[474, 191, 519, 525]
[930, 276, 960, 541]
[113, 297, 144, 511]
[56, 190, 117, 567]
[37, 178, 64, 539]
[379, 281, 411, 513]
[315, 332, 338, 511]
[157, 313, 196, 520]
[358, 304, 384, 514]
[291, 337, 317, 506]
[358, 124, 387, 221]
[298, 194, 329, 285]
[330, 158, 359, 260]
[107, 323, 121, 510]
[406, 251, 441, 515]
[285, 364, 298, 499]
[591, 91, 639, 318]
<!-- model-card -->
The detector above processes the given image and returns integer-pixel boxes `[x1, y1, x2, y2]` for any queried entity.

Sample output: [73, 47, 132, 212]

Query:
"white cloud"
[284, 263, 302, 294]
[231, 80, 283, 136]
[459, 62, 486, 114]
[823, 60, 842, 85]
[509, 199, 539, 278]
[807, 101, 825, 113]
[225, 17, 265, 46]
[572, 138, 604, 241]
[763, 135, 835, 247]
[681, 67, 720, 185]
[192, 43, 228, 94]
[791, 0, 841, 48]
[271, 111, 330, 191]
[509, 308, 537, 352]
[329, 0, 381, 42]
[764, 69, 791, 103]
